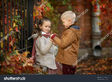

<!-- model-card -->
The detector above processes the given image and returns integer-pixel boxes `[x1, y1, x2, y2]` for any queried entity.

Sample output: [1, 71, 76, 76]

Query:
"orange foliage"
[77, 57, 112, 74]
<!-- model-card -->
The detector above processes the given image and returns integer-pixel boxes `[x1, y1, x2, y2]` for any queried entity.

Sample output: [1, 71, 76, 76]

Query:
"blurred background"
[0, 0, 112, 74]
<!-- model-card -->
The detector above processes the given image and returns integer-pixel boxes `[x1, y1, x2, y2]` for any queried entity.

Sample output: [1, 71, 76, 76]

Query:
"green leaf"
[0, 53, 5, 62]
[7, 68, 13, 74]
[6, 56, 11, 61]
[46, 3, 51, 8]
[9, 51, 17, 56]
[62, 0, 67, 5]
[68, 5, 72, 10]
[16, 15, 20, 18]
[46, 2, 54, 10]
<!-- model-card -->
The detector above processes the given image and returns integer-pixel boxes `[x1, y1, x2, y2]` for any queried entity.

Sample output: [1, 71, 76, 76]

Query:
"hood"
[70, 25, 81, 39]
[70, 25, 80, 30]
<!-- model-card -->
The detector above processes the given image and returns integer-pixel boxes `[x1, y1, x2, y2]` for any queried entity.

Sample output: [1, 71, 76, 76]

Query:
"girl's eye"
[45, 26, 51, 28]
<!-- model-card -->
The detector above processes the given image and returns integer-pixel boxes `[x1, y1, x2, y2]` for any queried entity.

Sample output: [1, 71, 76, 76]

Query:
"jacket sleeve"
[36, 37, 53, 55]
[32, 33, 38, 39]
[53, 30, 77, 48]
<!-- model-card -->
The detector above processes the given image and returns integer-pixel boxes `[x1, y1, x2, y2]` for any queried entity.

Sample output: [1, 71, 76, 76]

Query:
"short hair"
[61, 11, 76, 24]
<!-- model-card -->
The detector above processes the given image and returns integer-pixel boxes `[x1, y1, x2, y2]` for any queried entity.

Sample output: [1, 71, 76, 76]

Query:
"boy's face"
[62, 18, 73, 28]
[40, 21, 51, 34]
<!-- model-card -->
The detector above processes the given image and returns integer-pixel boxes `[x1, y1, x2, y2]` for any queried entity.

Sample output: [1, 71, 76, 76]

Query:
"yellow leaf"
[15, 50, 20, 55]
[6, 56, 11, 61]
[0, 32, 3, 37]
[7, 68, 13, 73]
[22, 51, 30, 57]
[33, 12, 36, 16]
[9, 28, 13, 31]
[13, 47, 16, 50]
[13, 23, 16, 28]
[97, 22, 101, 26]
[36, 11, 39, 16]
[10, 41, 13, 46]
[92, 1, 95, 6]
[5, 36, 7, 40]
[1, 41, 3, 48]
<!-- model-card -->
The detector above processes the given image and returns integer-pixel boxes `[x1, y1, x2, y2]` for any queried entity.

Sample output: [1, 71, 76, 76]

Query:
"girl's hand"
[50, 38, 53, 42]
[23, 58, 34, 67]
[30, 56, 34, 60]
[28, 58, 34, 63]
[29, 56, 34, 63]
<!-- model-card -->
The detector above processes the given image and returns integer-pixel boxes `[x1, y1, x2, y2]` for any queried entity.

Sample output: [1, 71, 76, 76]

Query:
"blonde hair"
[61, 11, 76, 24]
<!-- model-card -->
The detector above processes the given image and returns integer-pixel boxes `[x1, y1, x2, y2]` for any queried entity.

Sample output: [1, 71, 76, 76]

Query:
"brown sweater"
[53, 26, 81, 65]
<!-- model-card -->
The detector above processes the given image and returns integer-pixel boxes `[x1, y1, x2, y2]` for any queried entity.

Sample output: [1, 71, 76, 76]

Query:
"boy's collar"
[69, 24, 80, 29]
[64, 24, 80, 31]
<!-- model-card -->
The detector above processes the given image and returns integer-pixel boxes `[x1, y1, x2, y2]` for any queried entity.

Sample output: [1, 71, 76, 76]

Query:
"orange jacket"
[53, 26, 81, 65]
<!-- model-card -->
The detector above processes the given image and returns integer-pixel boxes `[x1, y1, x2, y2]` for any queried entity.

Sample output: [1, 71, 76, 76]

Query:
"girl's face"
[40, 21, 51, 34]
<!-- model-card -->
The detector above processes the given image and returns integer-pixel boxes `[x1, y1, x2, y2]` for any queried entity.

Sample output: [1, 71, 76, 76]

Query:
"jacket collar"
[69, 24, 80, 30]
[64, 24, 80, 31]
[41, 31, 47, 35]
[41, 31, 50, 38]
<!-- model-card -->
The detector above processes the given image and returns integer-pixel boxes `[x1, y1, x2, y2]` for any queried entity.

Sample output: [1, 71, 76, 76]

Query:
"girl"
[31, 17, 58, 74]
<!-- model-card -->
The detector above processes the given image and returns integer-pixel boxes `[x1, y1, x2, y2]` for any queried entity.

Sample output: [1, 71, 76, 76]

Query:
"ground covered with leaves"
[76, 56, 112, 75]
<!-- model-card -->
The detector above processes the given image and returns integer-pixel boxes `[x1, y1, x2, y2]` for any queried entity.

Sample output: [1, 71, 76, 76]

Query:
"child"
[50, 11, 81, 74]
[31, 17, 58, 74]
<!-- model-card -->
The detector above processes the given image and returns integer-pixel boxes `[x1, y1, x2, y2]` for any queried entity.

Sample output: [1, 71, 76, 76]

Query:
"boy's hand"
[53, 42, 56, 45]
[50, 39, 56, 45]
[72, 61, 77, 67]
[50, 38, 53, 42]
[50, 33, 56, 39]
[72, 64, 75, 67]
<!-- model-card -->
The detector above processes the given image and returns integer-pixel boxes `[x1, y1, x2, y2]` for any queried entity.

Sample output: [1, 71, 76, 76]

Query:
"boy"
[50, 11, 81, 74]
